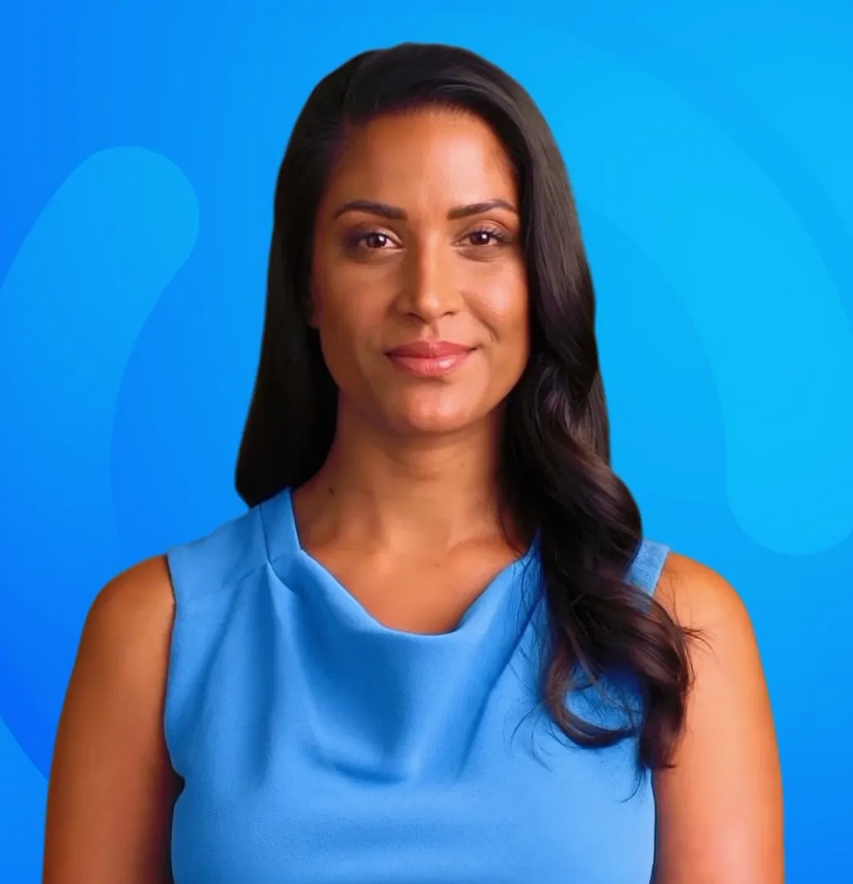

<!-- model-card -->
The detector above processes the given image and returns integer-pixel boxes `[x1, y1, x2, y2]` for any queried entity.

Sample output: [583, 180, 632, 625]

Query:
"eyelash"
[347, 226, 511, 251]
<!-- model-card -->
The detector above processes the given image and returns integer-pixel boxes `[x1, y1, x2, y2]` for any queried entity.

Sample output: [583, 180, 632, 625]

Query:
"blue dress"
[165, 486, 669, 883]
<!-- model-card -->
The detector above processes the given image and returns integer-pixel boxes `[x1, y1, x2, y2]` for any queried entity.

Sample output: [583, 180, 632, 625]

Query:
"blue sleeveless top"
[165, 487, 670, 884]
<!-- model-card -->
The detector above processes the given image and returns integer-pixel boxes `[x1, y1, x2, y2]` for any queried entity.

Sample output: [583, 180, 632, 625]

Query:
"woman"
[44, 42, 784, 883]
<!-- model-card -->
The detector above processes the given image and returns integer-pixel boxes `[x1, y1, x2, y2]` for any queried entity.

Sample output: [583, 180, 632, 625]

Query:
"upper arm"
[44, 555, 180, 884]
[652, 553, 784, 884]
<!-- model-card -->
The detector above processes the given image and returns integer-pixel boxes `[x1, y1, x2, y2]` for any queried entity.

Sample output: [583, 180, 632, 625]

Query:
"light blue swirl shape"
[552, 15, 853, 557]
[538, 29, 853, 557]
[0, 147, 199, 775]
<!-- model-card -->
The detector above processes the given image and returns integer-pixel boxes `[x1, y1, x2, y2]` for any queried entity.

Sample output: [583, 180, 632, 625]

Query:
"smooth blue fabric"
[165, 486, 670, 883]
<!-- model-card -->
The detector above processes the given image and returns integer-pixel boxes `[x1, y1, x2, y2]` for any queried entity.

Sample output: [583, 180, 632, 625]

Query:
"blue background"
[1, 1, 852, 880]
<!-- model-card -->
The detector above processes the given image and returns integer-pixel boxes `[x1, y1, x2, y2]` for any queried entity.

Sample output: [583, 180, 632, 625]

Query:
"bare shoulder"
[656, 550, 752, 636]
[71, 554, 177, 694]
[45, 555, 178, 884]
[649, 550, 785, 884]
[86, 554, 175, 633]
[64, 553, 177, 712]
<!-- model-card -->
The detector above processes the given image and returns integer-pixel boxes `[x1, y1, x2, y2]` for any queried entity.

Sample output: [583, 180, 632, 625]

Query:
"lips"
[385, 340, 475, 378]
[386, 341, 473, 359]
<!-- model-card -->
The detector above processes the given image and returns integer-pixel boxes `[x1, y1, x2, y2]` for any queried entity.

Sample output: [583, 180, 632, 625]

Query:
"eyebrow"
[332, 198, 517, 221]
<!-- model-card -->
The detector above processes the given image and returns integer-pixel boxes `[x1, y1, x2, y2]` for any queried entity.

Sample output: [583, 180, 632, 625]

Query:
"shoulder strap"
[163, 505, 266, 774]
[626, 539, 670, 597]
[165, 505, 266, 606]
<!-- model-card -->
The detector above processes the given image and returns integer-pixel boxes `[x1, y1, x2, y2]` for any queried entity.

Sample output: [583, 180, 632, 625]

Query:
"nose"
[395, 238, 463, 321]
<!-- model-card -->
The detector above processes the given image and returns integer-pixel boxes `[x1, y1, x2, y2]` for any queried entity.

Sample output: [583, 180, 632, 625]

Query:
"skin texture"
[43, 108, 784, 883]
[44, 556, 178, 884]
[653, 555, 784, 884]
[310, 108, 529, 441]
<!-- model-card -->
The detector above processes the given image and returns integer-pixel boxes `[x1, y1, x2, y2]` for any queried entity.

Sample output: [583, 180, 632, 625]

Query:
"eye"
[461, 227, 510, 247]
[362, 232, 393, 249]
[346, 230, 397, 251]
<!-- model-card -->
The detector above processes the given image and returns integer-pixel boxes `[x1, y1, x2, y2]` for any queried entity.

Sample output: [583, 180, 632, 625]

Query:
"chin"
[397, 416, 472, 436]
[388, 402, 485, 437]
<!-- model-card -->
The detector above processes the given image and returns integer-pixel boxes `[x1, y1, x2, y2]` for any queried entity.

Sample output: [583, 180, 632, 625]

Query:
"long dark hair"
[236, 42, 694, 770]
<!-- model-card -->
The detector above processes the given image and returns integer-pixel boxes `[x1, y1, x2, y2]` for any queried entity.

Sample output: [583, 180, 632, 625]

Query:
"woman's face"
[310, 107, 529, 436]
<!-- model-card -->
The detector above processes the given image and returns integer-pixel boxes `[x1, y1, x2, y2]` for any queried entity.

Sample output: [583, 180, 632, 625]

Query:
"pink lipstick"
[385, 341, 474, 378]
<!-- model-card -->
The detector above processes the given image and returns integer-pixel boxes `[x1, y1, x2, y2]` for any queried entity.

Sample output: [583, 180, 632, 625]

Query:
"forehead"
[323, 108, 517, 209]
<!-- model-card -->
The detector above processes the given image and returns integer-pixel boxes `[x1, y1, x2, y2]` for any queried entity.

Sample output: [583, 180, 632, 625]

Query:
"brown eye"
[362, 232, 392, 249]
[343, 230, 397, 252]
[462, 227, 509, 247]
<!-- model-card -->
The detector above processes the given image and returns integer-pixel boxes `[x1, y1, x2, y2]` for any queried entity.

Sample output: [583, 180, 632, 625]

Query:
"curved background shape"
[0, 147, 199, 774]
[0, 715, 45, 884]
[0, 3, 851, 881]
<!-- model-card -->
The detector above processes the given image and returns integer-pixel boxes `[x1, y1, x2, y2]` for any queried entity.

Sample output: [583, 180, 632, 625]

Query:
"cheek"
[312, 275, 387, 386]
[317, 300, 373, 374]
[312, 250, 378, 339]
[473, 272, 530, 350]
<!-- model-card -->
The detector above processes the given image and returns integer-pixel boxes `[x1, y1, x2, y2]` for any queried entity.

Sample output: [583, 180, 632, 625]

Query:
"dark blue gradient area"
[1, 1, 852, 881]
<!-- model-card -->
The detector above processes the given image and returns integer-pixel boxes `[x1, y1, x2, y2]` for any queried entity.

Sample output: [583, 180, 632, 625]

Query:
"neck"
[294, 403, 512, 556]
